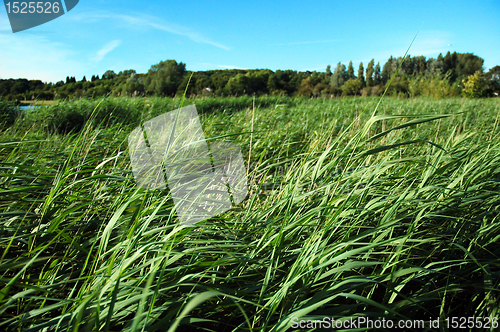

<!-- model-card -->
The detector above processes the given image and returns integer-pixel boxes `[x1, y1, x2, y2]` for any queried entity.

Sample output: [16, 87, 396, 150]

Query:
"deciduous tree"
[330, 62, 347, 88]
[347, 61, 355, 80]
[366, 59, 374, 87]
[358, 62, 365, 87]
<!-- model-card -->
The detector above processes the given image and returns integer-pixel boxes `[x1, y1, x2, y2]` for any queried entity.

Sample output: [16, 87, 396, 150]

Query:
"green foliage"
[102, 70, 117, 80]
[408, 76, 461, 99]
[341, 78, 363, 96]
[330, 62, 347, 88]
[358, 62, 365, 87]
[462, 71, 489, 98]
[2, 97, 500, 331]
[381, 56, 393, 83]
[144, 60, 186, 97]
[0, 53, 495, 102]
[297, 76, 314, 97]
[0, 98, 18, 127]
[366, 59, 375, 87]
[486, 66, 500, 96]
[347, 61, 355, 80]
[374, 62, 381, 85]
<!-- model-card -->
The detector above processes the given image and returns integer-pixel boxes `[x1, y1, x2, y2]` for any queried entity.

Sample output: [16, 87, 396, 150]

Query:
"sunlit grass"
[1, 96, 500, 331]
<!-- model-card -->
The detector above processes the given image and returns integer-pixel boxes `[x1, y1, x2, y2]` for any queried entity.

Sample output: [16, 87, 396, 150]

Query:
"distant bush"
[462, 71, 490, 98]
[342, 79, 364, 96]
[15, 96, 298, 135]
[0, 99, 19, 128]
[407, 77, 461, 99]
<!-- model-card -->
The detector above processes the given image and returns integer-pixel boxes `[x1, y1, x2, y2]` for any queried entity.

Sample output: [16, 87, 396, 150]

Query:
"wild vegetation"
[1, 95, 500, 331]
[1, 52, 499, 102]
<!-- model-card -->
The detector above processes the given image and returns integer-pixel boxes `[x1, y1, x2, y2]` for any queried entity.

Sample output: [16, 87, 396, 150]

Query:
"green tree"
[102, 70, 117, 80]
[455, 53, 484, 82]
[341, 79, 363, 96]
[330, 62, 347, 88]
[416, 56, 426, 75]
[326, 65, 332, 76]
[322, 65, 332, 85]
[225, 73, 249, 95]
[144, 60, 186, 96]
[366, 59, 374, 87]
[119, 69, 136, 76]
[487, 66, 500, 87]
[297, 76, 314, 97]
[462, 71, 488, 98]
[374, 62, 381, 85]
[427, 54, 444, 76]
[247, 69, 272, 95]
[358, 62, 365, 87]
[10, 80, 29, 95]
[347, 61, 355, 80]
[124, 73, 145, 96]
[381, 56, 393, 84]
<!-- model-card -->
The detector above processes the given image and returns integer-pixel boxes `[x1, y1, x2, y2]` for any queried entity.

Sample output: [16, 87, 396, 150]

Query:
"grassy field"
[1, 96, 500, 331]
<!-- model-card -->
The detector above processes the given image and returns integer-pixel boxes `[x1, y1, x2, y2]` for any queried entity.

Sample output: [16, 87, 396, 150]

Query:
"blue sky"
[1, 0, 499, 83]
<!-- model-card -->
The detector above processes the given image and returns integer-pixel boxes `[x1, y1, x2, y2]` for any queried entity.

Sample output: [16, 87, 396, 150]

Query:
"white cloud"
[92, 39, 122, 62]
[69, 11, 230, 51]
[114, 14, 230, 51]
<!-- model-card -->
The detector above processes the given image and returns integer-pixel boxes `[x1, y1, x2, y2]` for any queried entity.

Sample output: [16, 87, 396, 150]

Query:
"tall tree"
[391, 57, 401, 75]
[366, 59, 375, 87]
[324, 65, 332, 84]
[374, 62, 381, 85]
[455, 53, 484, 81]
[358, 62, 365, 87]
[417, 56, 426, 75]
[330, 62, 347, 88]
[381, 56, 393, 84]
[102, 70, 117, 80]
[144, 60, 186, 96]
[347, 61, 356, 80]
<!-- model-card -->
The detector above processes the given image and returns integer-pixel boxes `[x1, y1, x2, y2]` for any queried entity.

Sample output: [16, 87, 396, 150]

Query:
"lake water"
[19, 106, 42, 111]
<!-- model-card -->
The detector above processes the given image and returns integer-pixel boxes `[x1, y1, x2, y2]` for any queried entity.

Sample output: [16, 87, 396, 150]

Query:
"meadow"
[1, 95, 500, 331]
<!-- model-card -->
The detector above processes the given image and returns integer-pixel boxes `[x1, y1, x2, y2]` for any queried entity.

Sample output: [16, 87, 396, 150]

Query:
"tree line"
[1, 51, 499, 102]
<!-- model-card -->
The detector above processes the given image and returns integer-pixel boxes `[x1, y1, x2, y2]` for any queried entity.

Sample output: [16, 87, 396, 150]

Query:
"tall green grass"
[1, 96, 500, 331]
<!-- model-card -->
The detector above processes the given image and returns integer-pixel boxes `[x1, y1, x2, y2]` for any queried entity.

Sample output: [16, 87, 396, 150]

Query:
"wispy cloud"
[92, 39, 121, 62]
[115, 14, 230, 50]
[71, 12, 230, 51]
[272, 39, 342, 46]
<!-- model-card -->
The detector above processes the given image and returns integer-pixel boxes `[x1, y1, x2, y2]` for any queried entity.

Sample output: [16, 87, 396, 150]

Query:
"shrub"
[408, 77, 461, 99]
[0, 98, 19, 128]
[462, 71, 489, 98]
[341, 79, 364, 96]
